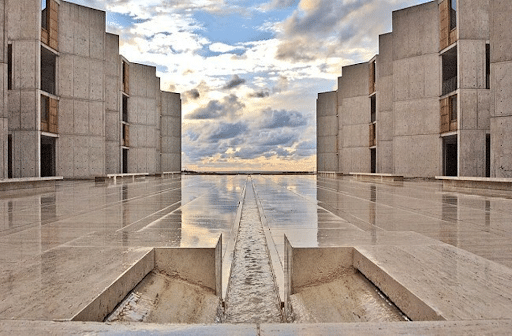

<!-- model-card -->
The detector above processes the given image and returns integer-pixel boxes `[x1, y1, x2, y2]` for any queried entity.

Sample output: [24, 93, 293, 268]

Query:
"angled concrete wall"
[376, 33, 394, 174]
[392, 2, 441, 178]
[104, 33, 121, 174]
[161, 91, 181, 172]
[57, 2, 106, 178]
[0, 0, 7, 178]
[316, 91, 337, 173]
[127, 63, 159, 174]
[338, 63, 370, 174]
[490, 0, 512, 177]
[458, 0, 490, 177]
[7, 0, 41, 178]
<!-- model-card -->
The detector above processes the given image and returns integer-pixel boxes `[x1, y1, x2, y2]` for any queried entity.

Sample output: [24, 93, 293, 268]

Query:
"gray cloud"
[185, 88, 200, 100]
[249, 90, 270, 98]
[259, 109, 308, 129]
[186, 94, 245, 120]
[224, 75, 246, 90]
[208, 122, 249, 141]
[265, 0, 300, 9]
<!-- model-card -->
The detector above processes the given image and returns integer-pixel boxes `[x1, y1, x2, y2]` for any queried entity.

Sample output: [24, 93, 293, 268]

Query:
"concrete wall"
[7, 0, 41, 178]
[161, 91, 181, 172]
[376, 33, 394, 174]
[104, 33, 120, 174]
[457, 0, 490, 177]
[490, 0, 512, 177]
[338, 63, 370, 174]
[316, 91, 338, 173]
[57, 2, 106, 178]
[0, 0, 8, 178]
[127, 63, 159, 174]
[392, 2, 442, 177]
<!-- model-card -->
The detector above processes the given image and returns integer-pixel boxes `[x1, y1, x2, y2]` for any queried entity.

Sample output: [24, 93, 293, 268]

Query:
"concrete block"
[491, 61, 512, 117]
[377, 33, 393, 78]
[105, 76, 119, 111]
[491, 116, 512, 178]
[105, 112, 119, 142]
[459, 40, 487, 90]
[59, 2, 74, 54]
[105, 34, 120, 72]
[88, 137, 105, 176]
[6, 0, 40, 40]
[57, 135, 74, 177]
[89, 59, 104, 101]
[377, 140, 393, 173]
[317, 136, 337, 154]
[393, 134, 441, 177]
[341, 147, 370, 174]
[58, 98, 74, 134]
[105, 141, 120, 174]
[477, 90, 491, 129]
[317, 116, 337, 137]
[20, 91, 36, 130]
[391, 2, 438, 60]
[8, 91, 21, 130]
[73, 57, 90, 99]
[73, 136, 89, 177]
[339, 63, 368, 100]
[490, 0, 512, 63]
[394, 55, 440, 102]
[376, 76, 393, 112]
[393, 98, 440, 136]
[340, 96, 370, 126]
[317, 153, 338, 172]
[377, 111, 393, 141]
[342, 124, 369, 149]
[459, 130, 486, 177]
[89, 10, 106, 61]
[73, 100, 89, 134]
[74, 5, 91, 57]
[88, 101, 104, 136]
[459, 0, 490, 40]
[59, 54, 74, 98]
[15, 41, 38, 90]
[317, 91, 337, 117]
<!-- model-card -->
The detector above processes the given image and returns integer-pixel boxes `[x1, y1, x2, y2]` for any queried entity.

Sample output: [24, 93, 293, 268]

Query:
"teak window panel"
[369, 123, 376, 147]
[41, 96, 58, 134]
[41, 0, 59, 50]
[369, 61, 376, 94]
[123, 62, 130, 94]
[123, 123, 130, 147]
[440, 96, 457, 134]
[439, 0, 457, 51]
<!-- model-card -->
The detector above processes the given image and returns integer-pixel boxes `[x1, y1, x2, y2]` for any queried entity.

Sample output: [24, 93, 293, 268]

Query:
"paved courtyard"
[1, 175, 512, 334]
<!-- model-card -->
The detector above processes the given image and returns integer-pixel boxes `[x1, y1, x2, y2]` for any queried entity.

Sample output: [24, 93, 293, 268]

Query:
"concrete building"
[317, 0, 502, 178]
[0, 0, 181, 179]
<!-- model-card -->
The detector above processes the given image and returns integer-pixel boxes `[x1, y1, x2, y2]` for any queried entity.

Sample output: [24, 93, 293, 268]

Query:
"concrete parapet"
[0, 176, 63, 197]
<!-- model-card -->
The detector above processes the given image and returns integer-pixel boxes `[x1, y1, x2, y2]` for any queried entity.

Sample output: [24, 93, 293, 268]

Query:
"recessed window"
[370, 95, 376, 123]
[450, 0, 457, 30]
[450, 95, 457, 122]
[41, 46, 57, 95]
[486, 44, 490, 90]
[8, 44, 12, 90]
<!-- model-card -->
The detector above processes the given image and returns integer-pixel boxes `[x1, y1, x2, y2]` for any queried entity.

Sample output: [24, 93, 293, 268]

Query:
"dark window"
[8, 135, 12, 178]
[41, 0, 48, 29]
[486, 44, 490, 90]
[123, 148, 128, 174]
[370, 95, 376, 123]
[444, 135, 458, 176]
[442, 46, 458, 96]
[41, 46, 57, 95]
[122, 95, 128, 122]
[370, 148, 376, 174]
[8, 44, 12, 90]
[450, 95, 457, 122]
[486, 134, 491, 177]
[450, 0, 457, 30]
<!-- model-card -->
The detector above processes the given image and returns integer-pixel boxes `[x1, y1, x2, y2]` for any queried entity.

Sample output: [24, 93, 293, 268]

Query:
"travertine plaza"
[2, 0, 512, 335]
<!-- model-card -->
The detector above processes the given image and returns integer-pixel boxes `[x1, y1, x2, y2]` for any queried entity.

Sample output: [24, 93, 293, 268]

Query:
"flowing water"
[223, 181, 283, 323]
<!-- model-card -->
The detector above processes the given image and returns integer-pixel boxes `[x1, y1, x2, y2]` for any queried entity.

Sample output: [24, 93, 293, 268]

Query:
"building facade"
[317, 0, 512, 178]
[0, 0, 181, 179]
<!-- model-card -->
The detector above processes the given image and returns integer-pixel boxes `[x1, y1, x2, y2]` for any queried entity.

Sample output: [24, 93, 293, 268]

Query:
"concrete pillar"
[0, 0, 8, 178]
[160, 91, 181, 173]
[316, 91, 338, 173]
[490, 0, 512, 177]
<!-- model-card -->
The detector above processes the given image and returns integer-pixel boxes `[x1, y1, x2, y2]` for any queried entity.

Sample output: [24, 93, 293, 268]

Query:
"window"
[41, 46, 56, 95]
[122, 95, 128, 122]
[8, 44, 12, 90]
[442, 46, 457, 95]
[450, 0, 456, 30]
[370, 95, 376, 123]
[450, 95, 457, 122]
[41, 96, 49, 124]
[486, 44, 490, 90]
[41, 0, 48, 29]
[122, 61, 129, 94]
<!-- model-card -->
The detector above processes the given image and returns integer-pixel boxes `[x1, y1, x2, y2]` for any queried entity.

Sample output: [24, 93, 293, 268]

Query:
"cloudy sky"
[68, 0, 427, 172]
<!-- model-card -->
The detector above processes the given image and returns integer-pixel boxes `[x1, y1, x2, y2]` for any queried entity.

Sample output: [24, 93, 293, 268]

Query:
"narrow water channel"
[223, 180, 283, 323]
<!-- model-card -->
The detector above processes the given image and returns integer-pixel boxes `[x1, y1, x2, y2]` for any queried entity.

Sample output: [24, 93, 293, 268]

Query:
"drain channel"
[223, 180, 283, 323]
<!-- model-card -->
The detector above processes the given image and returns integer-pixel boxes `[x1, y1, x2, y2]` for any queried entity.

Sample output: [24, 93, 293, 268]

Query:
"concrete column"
[160, 91, 181, 173]
[490, 0, 512, 177]
[316, 91, 338, 173]
[0, 0, 8, 178]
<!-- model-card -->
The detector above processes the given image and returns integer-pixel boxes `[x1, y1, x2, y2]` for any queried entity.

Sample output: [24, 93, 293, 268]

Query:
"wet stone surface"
[223, 181, 283, 323]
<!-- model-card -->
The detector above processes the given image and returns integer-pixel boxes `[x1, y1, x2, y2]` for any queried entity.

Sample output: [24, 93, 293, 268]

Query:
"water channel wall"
[72, 237, 222, 322]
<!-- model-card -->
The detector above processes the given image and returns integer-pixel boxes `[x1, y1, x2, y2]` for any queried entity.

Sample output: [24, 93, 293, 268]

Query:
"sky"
[67, 0, 427, 172]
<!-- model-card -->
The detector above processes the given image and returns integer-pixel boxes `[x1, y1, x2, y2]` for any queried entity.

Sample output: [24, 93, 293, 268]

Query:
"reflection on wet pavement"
[3, 174, 512, 321]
